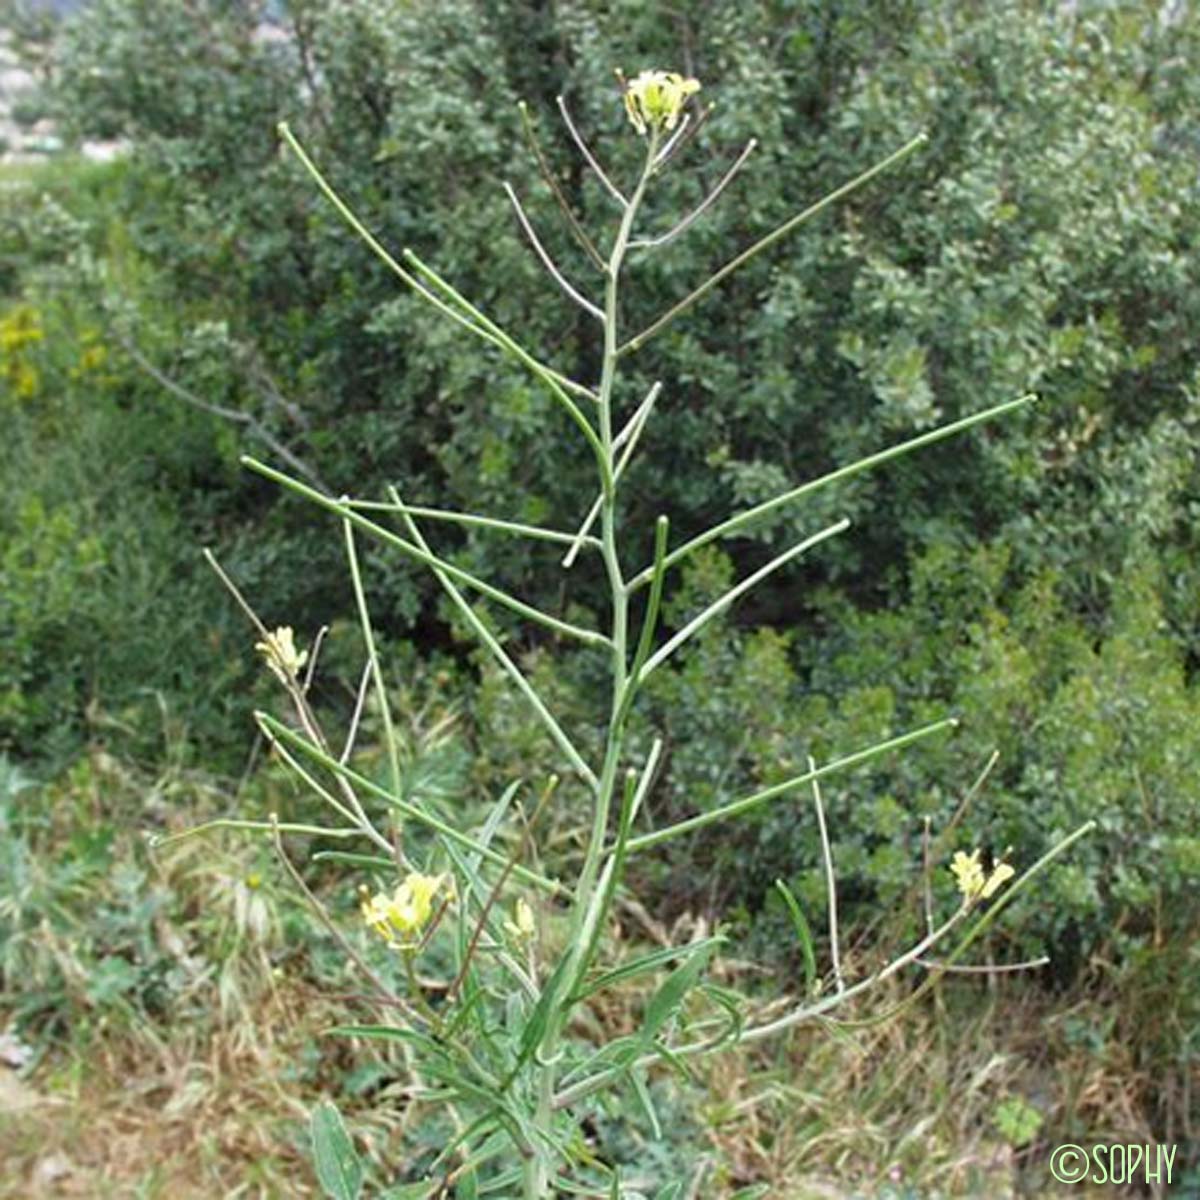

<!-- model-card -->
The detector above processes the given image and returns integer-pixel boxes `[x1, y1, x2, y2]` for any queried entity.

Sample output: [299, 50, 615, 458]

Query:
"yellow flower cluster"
[0, 306, 44, 401]
[622, 69, 701, 136]
[254, 626, 308, 685]
[361, 873, 447, 949]
[950, 849, 1015, 902]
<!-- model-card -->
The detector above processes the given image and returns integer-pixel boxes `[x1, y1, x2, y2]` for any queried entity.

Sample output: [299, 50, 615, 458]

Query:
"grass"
[1, 745, 1194, 1197]
[3, 965, 1188, 1197]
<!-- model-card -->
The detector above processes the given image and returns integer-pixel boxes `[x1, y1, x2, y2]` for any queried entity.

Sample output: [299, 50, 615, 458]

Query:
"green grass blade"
[573, 936, 726, 1003]
[774, 879, 818, 998]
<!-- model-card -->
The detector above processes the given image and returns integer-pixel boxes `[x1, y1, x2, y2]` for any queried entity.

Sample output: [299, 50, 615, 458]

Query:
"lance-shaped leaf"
[638, 939, 718, 1047]
[572, 936, 726, 1003]
[310, 1101, 363, 1200]
[774, 879, 819, 999]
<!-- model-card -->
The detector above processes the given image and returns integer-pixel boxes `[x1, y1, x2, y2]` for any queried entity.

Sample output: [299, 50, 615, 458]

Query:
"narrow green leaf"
[628, 1068, 662, 1139]
[477, 1170, 523, 1195]
[311, 851, 395, 869]
[573, 936, 726, 1002]
[640, 940, 717, 1044]
[653, 1183, 685, 1200]
[511, 953, 574, 1079]
[774, 879, 818, 998]
[697, 981, 746, 1047]
[475, 780, 522, 860]
[326, 1024, 449, 1062]
[310, 1101, 363, 1200]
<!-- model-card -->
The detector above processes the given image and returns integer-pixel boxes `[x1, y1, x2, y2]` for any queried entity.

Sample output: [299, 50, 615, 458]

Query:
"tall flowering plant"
[159, 71, 1093, 1198]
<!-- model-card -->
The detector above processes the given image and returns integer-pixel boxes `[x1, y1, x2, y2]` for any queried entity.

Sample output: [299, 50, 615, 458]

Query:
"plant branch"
[562, 381, 663, 569]
[809, 755, 843, 994]
[258, 711, 566, 894]
[517, 100, 606, 271]
[345, 521, 402, 799]
[242, 457, 609, 649]
[504, 182, 604, 320]
[402, 249, 611, 488]
[618, 131, 928, 355]
[626, 717, 959, 853]
[387, 487, 600, 793]
[115, 327, 331, 491]
[637, 517, 849, 681]
[345, 499, 603, 551]
[277, 122, 597, 408]
[628, 394, 1037, 591]
[557, 95, 627, 207]
[632, 139, 757, 250]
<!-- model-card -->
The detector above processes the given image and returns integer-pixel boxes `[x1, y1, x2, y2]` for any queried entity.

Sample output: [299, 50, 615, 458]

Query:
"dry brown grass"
[1, 976, 324, 1199]
[4, 955, 1187, 1199]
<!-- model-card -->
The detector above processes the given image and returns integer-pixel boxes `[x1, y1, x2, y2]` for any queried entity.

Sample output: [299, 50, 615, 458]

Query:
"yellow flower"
[361, 873, 447, 948]
[950, 849, 1015, 902]
[503, 897, 536, 942]
[981, 861, 1015, 898]
[622, 69, 701, 136]
[254, 626, 308, 685]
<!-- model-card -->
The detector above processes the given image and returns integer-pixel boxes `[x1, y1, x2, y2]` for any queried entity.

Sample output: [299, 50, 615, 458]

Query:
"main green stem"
[523, 134, 659, 1200]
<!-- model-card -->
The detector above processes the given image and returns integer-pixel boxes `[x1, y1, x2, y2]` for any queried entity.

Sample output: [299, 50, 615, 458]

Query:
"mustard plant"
[157, 71, 1094, 1199]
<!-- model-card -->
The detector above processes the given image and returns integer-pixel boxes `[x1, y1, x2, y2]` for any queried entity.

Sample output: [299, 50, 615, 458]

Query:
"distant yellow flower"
[622, 69, 701, 136]
[950, 849, 1015, 902]
[361, 873, 447, 948]
[254, 626, 308, 685]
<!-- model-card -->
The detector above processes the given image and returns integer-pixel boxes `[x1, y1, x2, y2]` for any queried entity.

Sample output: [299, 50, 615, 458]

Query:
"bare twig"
[340, 659, 374, 765]
[915, 956, 1050, 974]
[557, 95, 627, 207]
[809, 755, 843, 994]
[446, 778, 556, 1004]
[653, 101, 713, 172]
[517, 100, 605, 271]
[633, 139, 757, 250]
[504, 183, 604, 320]
[302, 624, 330, 693]
[204, 548, 390, 851]
[651, 112, 693, 170]
[114, 328, 331, 491]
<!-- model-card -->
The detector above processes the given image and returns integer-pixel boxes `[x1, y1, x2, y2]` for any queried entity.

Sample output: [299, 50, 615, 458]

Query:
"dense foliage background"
[1, 0, 1197, 1193]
